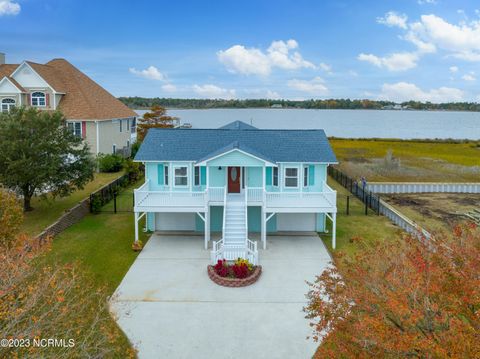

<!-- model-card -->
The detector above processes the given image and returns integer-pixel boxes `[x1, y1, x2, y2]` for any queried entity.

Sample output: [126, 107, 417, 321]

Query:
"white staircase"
[224, 196, 247, 246]
[211, 191, 258, 264]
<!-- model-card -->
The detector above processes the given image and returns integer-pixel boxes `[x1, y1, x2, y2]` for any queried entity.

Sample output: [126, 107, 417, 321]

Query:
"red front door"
[228, 167, 241, 193]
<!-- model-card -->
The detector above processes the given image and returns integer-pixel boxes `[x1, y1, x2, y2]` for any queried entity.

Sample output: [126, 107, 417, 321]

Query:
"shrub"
[90, 194, 103, 214]
[130, 141, 141, 158]
[124, 158, 142, 183]
[214, 258, 253, 278]
[214, 259, 229, 277]
[305, 224, 480, 357]
[97, 153, 124, 173]
[0, 188, 23, 248]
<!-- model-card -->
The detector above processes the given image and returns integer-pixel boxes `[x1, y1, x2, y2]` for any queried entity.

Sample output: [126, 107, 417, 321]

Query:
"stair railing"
[222, 186, 227, 242]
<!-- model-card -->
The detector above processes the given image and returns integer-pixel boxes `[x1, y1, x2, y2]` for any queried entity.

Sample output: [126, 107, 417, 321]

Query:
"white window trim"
[194, 166, 200, 186]
[284, 166, 299, 188]
[173, 165, 189, 187]
[303, 166, 309, 187]
[1, 98, 16, 112]
[272, 167, 279, 187]
[31, 91, 46, 107]
[164, 165, 169, 186]
[68, 121, 82, 138]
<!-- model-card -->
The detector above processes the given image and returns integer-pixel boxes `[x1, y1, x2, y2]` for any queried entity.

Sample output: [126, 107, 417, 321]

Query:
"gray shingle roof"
[135, 121, 337, 163]
[219, 120, 257, 130]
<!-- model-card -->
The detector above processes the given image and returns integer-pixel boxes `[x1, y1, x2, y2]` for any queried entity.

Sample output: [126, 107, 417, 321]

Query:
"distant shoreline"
[133, 107, 480, 114]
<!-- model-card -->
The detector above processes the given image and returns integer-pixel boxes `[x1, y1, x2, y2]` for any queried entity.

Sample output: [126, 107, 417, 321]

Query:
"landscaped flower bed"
[208, 258, 262, 287]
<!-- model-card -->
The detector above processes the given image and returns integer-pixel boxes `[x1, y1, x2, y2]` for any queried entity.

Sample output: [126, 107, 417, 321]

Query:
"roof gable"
[196, 143, 276, 166]
[11, 62, 52, 90]
[220, 121, 257, 130]
[0, 76, 23, 93]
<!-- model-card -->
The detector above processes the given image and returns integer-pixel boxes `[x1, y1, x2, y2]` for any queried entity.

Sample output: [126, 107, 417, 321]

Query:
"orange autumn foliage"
[137, 105, 177, 142]
[305, 224, 480, 358]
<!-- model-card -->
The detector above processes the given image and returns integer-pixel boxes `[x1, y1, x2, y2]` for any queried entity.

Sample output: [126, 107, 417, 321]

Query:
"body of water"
[135, 108, 480, 140]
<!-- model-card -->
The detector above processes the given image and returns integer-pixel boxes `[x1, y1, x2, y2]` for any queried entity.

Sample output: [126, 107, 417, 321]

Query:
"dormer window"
[1, 98, 16, 113]
[31, 92, 46, 107]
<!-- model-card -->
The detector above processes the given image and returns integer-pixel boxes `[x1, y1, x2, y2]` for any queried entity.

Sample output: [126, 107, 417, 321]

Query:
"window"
[131, 118, 136, 133]
[119, 119, 123, 132]
[164, 165, 169, 186]
[174, 166, 188, 186]
[127, 140, 130, 148]
[304, 166, 309, 187]
[31, 92, 46, 107]
[194, 167, 200, 186]
[284, 167, 298, 188]
[1, 98, 15, 112]
[272, 167, 279, 187]
[112, 144, 116, 154]
[67, 122, 82, 138]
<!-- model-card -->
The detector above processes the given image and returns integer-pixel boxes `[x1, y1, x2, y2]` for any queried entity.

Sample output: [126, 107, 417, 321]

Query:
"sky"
[1, 0, 480, 102]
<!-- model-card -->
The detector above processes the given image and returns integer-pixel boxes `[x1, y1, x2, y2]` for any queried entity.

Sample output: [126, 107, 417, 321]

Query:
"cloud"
[379, 82, 464, 102]
[408, 14, 480, 61]
[287, 77, 329, 95]
[243, 88, 281, 99]
[192, 84, 236, 99]
[377, 11, 408, 29]
[0, 0, 20, 16]
[217, 39, 316, 76]
[462, 73, 476, 81]
[449, 66, 459, 73]
[358, 52, 419, 71]
[319, 62, 332, 73]
[162, 83, 177, 92]
[129, 66, 165, 81]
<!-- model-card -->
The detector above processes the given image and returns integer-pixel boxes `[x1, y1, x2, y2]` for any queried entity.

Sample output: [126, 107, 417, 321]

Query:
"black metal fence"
[89, 173, 132, 213]
[328, 166, 431, 239]
[328, 166, 381, 215]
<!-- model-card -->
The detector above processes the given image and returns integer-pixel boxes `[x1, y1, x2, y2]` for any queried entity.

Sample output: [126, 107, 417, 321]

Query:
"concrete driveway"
[110, 233, 332, 359]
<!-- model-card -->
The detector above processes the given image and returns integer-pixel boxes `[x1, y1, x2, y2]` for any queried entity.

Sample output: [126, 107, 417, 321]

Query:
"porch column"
[134, 211, 139, 242]
[261, 207, 266, 250]
[332, 212, 336, 249]
[205, 208, 210, 250]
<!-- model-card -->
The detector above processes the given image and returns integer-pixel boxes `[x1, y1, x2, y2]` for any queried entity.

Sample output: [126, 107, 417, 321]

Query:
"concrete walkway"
[110, 234, 332, 359]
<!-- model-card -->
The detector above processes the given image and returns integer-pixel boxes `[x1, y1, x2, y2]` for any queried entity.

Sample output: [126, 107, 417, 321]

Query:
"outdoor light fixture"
[218, 166, 222, 170]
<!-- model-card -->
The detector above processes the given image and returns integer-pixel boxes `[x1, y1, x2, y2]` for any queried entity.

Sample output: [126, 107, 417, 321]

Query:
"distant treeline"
[118, 97, 480, 111]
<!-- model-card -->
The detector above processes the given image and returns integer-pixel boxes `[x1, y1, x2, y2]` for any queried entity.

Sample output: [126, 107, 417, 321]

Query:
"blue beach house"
[133, 121, 338, 264]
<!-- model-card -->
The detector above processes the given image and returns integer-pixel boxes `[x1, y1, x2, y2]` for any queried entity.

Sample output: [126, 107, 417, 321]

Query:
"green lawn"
[40, 183, 149, 357]
[322, 177, 402, 259]
[46, 184, 149, 293]
[331, 138, 480, 182]
[21, 172, 123, 237]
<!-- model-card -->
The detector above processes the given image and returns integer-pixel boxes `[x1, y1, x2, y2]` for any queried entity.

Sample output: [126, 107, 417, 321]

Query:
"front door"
[228, 166, 241, 193]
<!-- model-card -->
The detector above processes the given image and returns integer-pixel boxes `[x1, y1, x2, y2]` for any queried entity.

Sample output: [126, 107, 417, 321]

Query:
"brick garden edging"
[207, 265, 262, 287]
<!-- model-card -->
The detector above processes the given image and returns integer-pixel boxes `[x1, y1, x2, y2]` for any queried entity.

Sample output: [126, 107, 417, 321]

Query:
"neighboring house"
[133, 120, 338, 264]
[0, 52, 136, 156]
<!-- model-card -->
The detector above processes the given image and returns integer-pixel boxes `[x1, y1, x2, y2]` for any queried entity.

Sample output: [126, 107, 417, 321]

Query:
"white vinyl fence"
[367, 182, 480, 194]
[379, 199, 431, 240]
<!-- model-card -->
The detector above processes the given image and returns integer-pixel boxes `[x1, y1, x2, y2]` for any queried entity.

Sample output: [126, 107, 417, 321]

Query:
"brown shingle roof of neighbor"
[7, 77, 26, 92]
[0, 59, 136, 120]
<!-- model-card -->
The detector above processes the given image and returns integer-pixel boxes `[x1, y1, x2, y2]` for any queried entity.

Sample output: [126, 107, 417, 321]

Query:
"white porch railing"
[135, 182, 336, 212]
[208, 187, 225, 202]
[247, 187, 263, 202]
[134, 181, 206, 209]
[210, 238, 258, 265]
